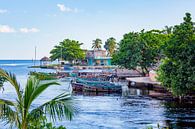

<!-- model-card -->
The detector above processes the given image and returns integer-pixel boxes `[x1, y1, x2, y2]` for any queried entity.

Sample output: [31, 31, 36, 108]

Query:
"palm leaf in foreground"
[0, 69, 75, 129]
[29, 92, 75, 122]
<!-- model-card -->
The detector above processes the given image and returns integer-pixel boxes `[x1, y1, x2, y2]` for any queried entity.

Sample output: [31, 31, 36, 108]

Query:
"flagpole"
[34, 46, 37, 66]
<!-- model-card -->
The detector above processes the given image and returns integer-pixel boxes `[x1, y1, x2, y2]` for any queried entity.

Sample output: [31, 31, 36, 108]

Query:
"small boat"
[72, 82, 83, 91]
[71, 78, 122, 93]
[83, 84, 122, 93]
[64, 64, 74, 70]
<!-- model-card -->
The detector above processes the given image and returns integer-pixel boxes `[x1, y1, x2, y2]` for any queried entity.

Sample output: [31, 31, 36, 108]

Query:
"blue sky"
[0, 0, 195, 59]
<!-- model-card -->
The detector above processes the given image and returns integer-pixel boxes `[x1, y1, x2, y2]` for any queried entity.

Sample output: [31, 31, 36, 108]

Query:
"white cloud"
[0, 25, 40, 33]
[57, 4, 78, 13]
[20, 28, 40, 33]
[0, 25, 15, 33]
[0, 9, 7, 14]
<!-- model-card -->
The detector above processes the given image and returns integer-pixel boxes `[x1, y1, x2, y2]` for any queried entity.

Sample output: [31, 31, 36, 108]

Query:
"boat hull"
[71, 82, 122, 93]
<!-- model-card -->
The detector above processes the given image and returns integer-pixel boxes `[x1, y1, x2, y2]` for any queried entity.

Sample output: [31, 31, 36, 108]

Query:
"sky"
[0, 0, 195, 59]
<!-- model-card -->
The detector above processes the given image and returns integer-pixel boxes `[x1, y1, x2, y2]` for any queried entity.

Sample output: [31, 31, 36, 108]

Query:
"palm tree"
[0, 69, 75, 129]
[104, 37, 117, 56]
[163, 26, 173, 34]
[92, 38, 102, 50]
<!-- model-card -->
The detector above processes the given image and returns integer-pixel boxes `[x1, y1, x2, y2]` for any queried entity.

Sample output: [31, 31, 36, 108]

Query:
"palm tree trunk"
[22, 111, 27, 129]
[22, 121, 27, 129]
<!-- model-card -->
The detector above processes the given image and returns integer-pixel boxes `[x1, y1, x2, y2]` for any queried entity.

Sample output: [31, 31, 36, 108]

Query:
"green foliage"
[92, 38, 102, 50]
[157, 13, 195, 97]
[30, 72, 57, 80]
[104, 37, 117, 56]
[112, 30, 168, 76]
[50, 39, 85, 62]
[28, 114, 66, 129]
[0, 75, 6, 90]
[0, 69, 75, 129]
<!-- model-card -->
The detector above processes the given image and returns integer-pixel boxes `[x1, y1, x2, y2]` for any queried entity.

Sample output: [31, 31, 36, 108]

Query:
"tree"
[112, 30, 167, 76]
[104, 37, 117, 56]
[0, 69, 75, 129]
[158, 13, 195, 97]
[163, 26, 173, 34]
[50, 39, 85, 63]
[92, 38, 102, 50]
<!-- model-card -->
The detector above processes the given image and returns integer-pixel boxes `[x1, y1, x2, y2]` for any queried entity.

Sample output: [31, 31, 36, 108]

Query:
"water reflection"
[162, 101, 195, 129]
[122, 87, 150, 97]
[123, 86, 195, 129]
[71, 85, 195, 129]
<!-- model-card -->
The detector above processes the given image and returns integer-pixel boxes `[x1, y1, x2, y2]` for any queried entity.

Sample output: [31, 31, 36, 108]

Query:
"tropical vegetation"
[104, 37, 117, 56]
[0, 76, 5, 90]
[50, 39, 85, 63]
[112, 12, 195, 97]
[92, 38, 102, 50]
[157, 13, 195, 97]
[0, 69, 75, 129]
[112, 30, 168, 76]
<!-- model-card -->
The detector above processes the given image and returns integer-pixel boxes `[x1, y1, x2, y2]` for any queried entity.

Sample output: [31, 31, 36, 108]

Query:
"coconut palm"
[92, 38, 102, 50]
[0, 69, 75, 129]
[104, 37, 117, 56]
[163, 26, 173, 34]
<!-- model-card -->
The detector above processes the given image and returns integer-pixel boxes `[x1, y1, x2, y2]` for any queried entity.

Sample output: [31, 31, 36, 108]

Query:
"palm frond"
[0, 99, 18, 128]
[0, 99, 15, 106]
[0, 76, 6, 91]
[23, 76, 59, 116]
[29, 92, 75, 122]
[0, 69, 22, 101]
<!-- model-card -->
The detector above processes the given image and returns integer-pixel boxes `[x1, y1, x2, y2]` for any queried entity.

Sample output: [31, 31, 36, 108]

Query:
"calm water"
[0, 60, 195, 129]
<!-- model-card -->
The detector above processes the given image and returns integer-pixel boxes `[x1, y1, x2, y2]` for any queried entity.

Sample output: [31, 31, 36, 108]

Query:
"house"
[86, 50, 112, 66]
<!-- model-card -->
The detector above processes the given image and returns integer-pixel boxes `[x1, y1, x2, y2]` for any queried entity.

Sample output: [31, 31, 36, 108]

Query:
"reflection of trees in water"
[162, 101, 195, 129]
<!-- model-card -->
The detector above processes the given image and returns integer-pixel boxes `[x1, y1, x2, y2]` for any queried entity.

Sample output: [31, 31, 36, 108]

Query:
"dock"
[126, 77, 161, 85]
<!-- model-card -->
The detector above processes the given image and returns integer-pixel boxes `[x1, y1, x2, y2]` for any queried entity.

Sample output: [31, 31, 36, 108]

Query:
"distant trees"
[50, 39, 85, 63]
[92, 38, 102, 50]
[112, 12, 195, 97]
[104, 37, 117, 56]
[157, 13, 195, 97]
[112, 30, 168, 76]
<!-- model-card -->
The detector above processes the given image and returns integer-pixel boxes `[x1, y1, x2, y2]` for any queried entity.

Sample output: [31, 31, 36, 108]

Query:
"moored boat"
[71, 82, 83, 91]
[71, 78, 122, 93]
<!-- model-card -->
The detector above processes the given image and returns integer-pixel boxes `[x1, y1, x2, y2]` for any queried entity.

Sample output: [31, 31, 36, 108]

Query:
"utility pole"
[34, 46, 37, 66]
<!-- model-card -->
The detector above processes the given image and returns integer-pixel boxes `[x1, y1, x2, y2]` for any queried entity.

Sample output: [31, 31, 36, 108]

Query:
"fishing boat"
[71, 78, 122, 93]
[71, 82, 83, 91]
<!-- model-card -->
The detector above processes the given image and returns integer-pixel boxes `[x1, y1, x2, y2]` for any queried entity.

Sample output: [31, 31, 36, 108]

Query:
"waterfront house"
[86, 50, 112, 66]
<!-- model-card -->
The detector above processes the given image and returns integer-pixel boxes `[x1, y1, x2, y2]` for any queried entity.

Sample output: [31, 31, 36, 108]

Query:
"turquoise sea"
[0, 60, 195, 129]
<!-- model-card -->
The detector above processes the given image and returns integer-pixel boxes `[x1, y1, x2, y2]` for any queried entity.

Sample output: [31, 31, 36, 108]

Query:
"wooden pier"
[126, 77, 161, 85]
